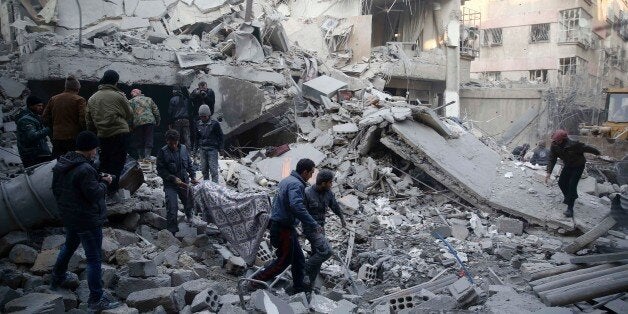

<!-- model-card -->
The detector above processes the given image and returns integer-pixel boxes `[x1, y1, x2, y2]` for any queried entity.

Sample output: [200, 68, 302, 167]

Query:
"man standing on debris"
[197, 104, 223, 183]
[16, 96, 52, 167]
[42, 75, 87, 158]
[303, 169, 346, 287]
[156, 129, 198, 234]
[168, 86, 191, 147]
[190, 81, 216, 151]
[86, 70, 133, 196]
[50, 131, 120, 311]
[530, 140, 550, 166]
[252, 158, 322, 294]
[545, 129, 601, 218]
[129, 89, 160, 160]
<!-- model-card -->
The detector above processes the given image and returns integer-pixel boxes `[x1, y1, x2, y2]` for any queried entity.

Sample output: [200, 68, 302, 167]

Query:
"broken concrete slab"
[255, 143, 326, 182]
[0, 286, 21, 310]
[333, 123, 359, 134]
[195, 0, 227, 13]
[180, 279, 213, 304]
[126, 286, 185, 313]
[8, 244, 37, 265]
[302, 75, 348, 104]
[176, 52, 214, 68]
[134, 0, 167, 19]
[5, 293, 65, 314]
[207, 64, 286, 86]
[497, 216, 524, 235]
[124, 0, 140, 15]
[0, 231, 28, 256]
[251, 290, 294, 314]
[115, 274, 171, 299]
[120, 17, 151, 30]
[0, 77, 26, 98]
[128, 259, 158, 278]
[381, 120, 609, 232]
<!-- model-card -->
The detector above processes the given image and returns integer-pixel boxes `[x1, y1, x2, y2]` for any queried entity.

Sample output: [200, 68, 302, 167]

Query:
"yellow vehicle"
[577, 87, 628, 159]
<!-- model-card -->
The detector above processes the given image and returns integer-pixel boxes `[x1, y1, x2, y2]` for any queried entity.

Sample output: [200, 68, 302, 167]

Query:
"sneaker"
[88, 295, 121, 312]
[50, 272, 79, 290]
[563, 208, 573, 218]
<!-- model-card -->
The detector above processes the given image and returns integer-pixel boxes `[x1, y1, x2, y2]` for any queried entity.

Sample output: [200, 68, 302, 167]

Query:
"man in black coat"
[545, 129, 601, 217]
[190, 81, 216, 151]
[50, 131, 120, 311]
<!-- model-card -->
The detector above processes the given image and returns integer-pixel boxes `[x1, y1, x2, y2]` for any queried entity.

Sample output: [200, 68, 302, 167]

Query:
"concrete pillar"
[438, 0, 461, 117]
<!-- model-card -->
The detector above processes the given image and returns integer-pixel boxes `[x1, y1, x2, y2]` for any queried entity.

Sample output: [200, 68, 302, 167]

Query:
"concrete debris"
[5, 292, 65, 314]
[126, 286, 186, 312]
[302, 75, 348, 103]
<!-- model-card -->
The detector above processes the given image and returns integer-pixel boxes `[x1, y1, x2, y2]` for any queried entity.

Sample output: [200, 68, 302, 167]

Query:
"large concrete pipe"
[0, 161, 59, 236]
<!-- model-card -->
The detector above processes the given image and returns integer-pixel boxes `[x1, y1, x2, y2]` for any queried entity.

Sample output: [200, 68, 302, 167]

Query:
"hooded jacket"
[52, 152, 108, 230]
[86, 84, 133, 138]
[42, 91, 87, 140]
[270, 171, 319, 229]
[547, 139, 600, 173]
[16, 109, 51, 160]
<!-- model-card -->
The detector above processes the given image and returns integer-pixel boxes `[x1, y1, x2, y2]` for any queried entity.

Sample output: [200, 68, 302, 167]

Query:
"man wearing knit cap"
[168, 86, 191, 147]
[51, 131, 120, 311]
[43, 75, 87, 158]
[87, 69, 133, 195]
[196, 104, 223, 182]
[16, 95, 52, 167]
[546, 129, 601, 217]
[129, 88, 160, 160]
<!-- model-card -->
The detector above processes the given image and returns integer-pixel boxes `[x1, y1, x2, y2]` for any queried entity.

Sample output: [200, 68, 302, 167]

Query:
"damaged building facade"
[0, 1, 627, 314]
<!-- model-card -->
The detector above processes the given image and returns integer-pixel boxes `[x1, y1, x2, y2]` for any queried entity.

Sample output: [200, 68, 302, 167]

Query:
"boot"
[144, 148, 152, 160]
[563, 205, 573, 218]
[136, 149, 144, 160]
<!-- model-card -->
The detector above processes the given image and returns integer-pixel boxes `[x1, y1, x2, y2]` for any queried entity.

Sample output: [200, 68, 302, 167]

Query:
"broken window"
[558, 8, 592, 45]
[482, 28, 502, 46]
[558, 57, 587, 76]
[482, 71, 501, 81]
[530, 23, 550, 43]
[529, 70, 548, 83]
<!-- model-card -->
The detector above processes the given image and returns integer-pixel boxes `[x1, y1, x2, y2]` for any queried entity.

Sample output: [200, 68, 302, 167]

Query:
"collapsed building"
[0, 0, 627, 313]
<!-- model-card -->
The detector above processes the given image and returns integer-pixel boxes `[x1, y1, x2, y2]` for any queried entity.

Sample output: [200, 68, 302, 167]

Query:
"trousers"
[164, 185, 192, 233]
[99, 133, 128, 193]
[304, 227, 332, 284]
[558, 165, 585, 208]
[253, 222, 306, 292]
[52, 227, 103, 304]
[172, 119, 190, 148]
[52, 139, 76, 159]
[200, 148, 219, 183]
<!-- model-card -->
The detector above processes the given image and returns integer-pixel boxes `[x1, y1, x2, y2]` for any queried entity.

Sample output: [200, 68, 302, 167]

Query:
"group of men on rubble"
[13, 70, 224, 311]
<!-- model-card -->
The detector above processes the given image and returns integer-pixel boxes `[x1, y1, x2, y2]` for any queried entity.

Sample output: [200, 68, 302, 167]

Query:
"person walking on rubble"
[156, 129, 198, 234]
[530, 140, 550, 166]
[190, 81, 216, 151]
[129, 89, 160, 160]
[86, 70, 133, 196]
[50, 131, 121, 311]
[545, 129, 601, 218]
[196, 104, 223, 183]
[16, 96, 52, 167]
[168, 86, 191, 148]
[251, 158, 323, 294]
[303, 169, 347, 289]
[42, 75, 87, 158]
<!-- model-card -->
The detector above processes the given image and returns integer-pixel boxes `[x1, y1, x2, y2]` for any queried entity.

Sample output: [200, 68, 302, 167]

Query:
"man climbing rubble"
[303, 169, 347, 289]
[190, 81, 216, 151]
[129, 89, 160, 160]
[197, 104, 224, 183]
[156, 129, 198, 234]
[16, 96, 52, 167]
[545, 129, 601, 218]
[251, 158, 323, 294]
[50, 131, 121, 311]
[86, 70, 133, 196]
[42, 75, 87, 158]
[168, 86, 191, 148]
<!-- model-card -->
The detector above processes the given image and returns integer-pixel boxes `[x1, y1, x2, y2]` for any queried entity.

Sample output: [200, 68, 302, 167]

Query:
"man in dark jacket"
[190, 81, 216, 151]
[511, 143, 530, 161]
[252, 159, 322, 294]
[545, 129, 601, 217]
[16, 96, 52, 167]
[42, 75, 86, 158]
[303, 170, 346, 287]
[50, 131, 120, 311]
[156, 129, 198, 234]
[530, 140, 550, 166]
[197, 104, 224, 182]
[168, 86, 191, 148]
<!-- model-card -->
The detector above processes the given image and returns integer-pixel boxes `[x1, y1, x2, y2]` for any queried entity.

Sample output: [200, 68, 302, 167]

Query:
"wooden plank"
[570, 252, 628, 264]
[563, 216, 616, 254]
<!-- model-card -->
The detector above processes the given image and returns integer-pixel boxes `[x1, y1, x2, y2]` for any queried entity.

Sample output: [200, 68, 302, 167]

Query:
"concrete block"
[497, 216, 524, 235]
[113, 229, 140, 246]
[5, 293, 64, 314]
[251, 290, 294, 314]
[170, 269, 199, 286]
[128, 259, 158, 278]
[310, 294, 337, 313]
[126, 286, 185, 313]
[114, 246, 143, 265]
[0, 231, 28, 256]
[330, 299, 356, 313]
[374, 303, 390, 314]
[255, 241, 273, 266]
[140, 212, 167, 229]
[448, 277, 472, 299]
[191, 288, 217, 312]
[175, 222, 198, 239]
[217, 303, 247, 314]
[9, 244, 37, 264]
[302, 75, 348, 104]
[578, 176, 597, 196]
[358, 264, 377, 281]
[102, 303, 139, 314]
[41, 234, 66, 250]
[494, 244, 517, 260]
[115, 275, 171, 299]
[290, 302, 309, 314]
[156, 229, 181, 249]
[451, 223, 470, 240]
[488, 285, 516, 296]
[414, 295, 456, 311]
[338, 194, 359, 213]
[0, 286, 22, 310]
[332, 123, 359, 134]
[179, 278, 212, 304]
[30, 249, 60, 275]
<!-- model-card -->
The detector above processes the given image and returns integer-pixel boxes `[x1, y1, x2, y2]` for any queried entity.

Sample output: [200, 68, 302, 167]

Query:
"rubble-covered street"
[1, 0, 627, 313]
